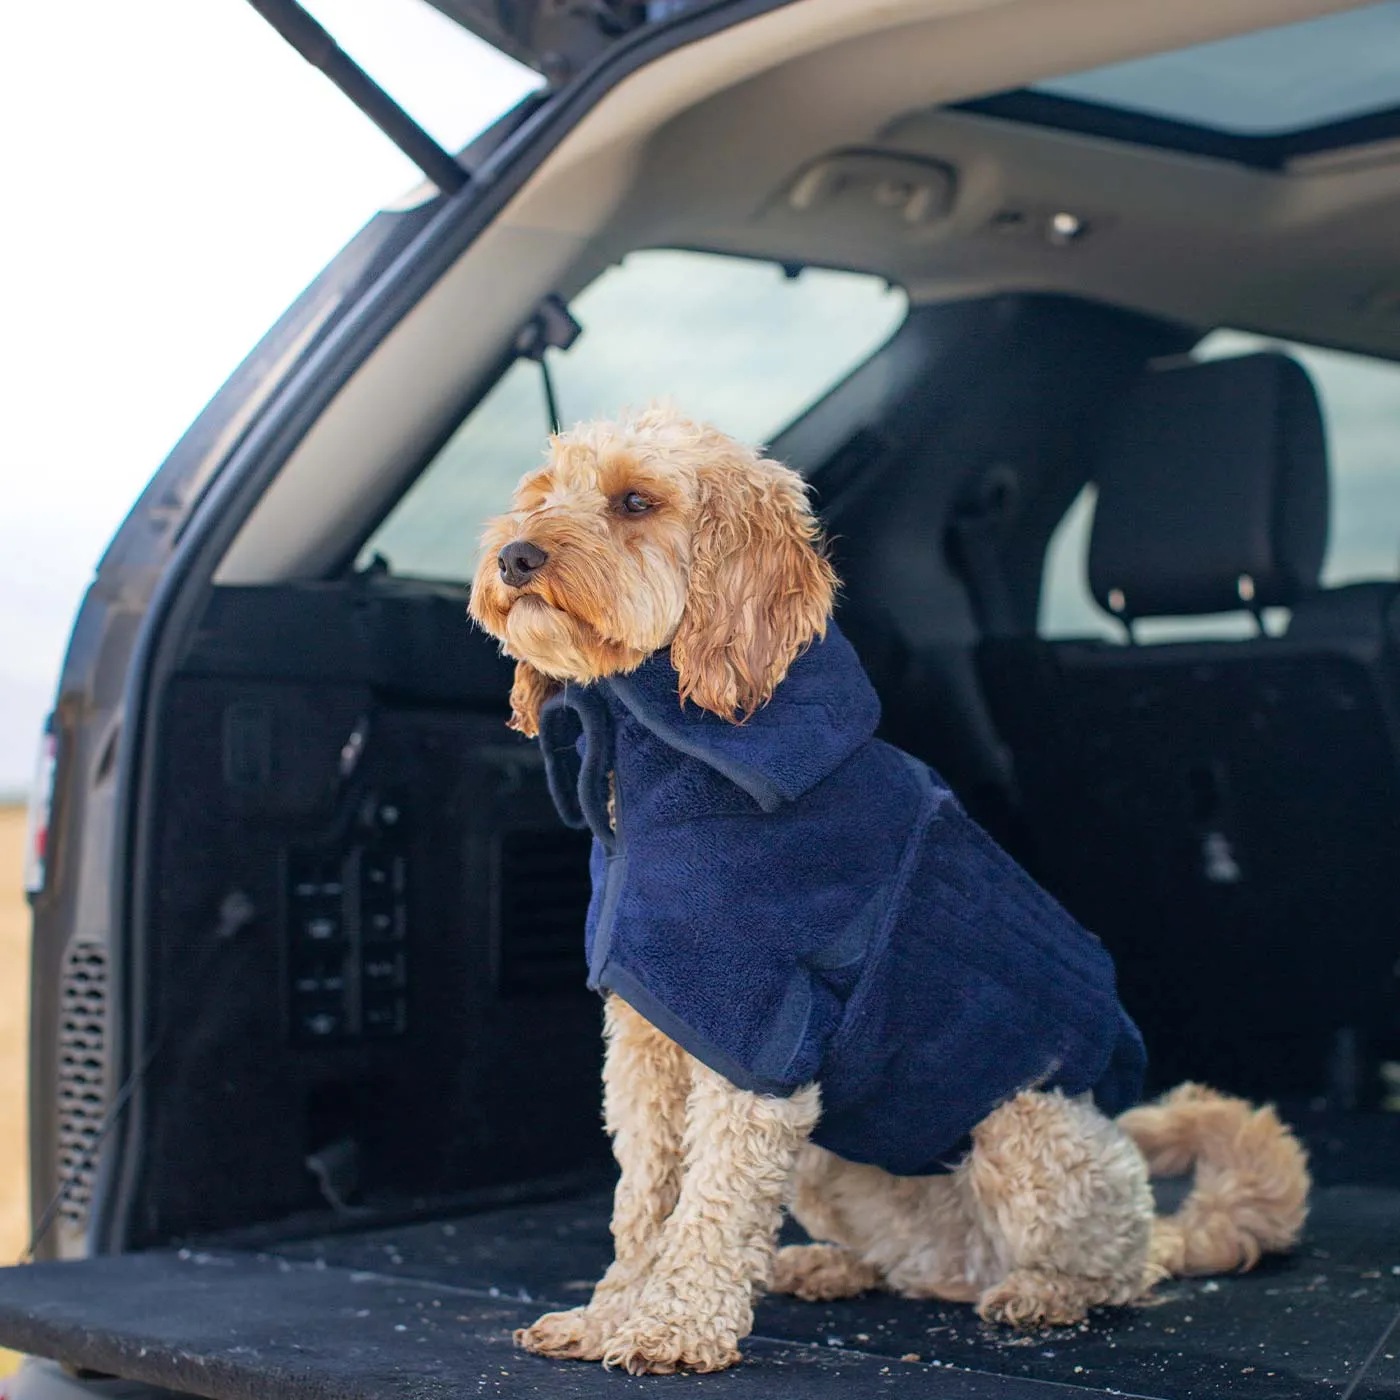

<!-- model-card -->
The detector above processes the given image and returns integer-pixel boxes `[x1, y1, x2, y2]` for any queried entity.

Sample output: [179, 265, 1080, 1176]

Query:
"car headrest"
[1087, 352, 1328, 621]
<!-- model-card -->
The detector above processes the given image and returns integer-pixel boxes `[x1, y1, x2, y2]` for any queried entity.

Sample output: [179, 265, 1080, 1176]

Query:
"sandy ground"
[0, 806, 30, 1375]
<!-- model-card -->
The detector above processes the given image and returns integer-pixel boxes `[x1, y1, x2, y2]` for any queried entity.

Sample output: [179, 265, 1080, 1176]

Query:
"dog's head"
[469, 406, 836, 736]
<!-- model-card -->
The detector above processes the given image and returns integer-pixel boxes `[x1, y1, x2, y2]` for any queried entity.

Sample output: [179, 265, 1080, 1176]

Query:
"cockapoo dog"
[468, 406, 1310, 1377]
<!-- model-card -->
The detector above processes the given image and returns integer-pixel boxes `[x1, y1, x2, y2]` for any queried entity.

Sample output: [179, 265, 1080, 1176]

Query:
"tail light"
[24, 719, 56, 896]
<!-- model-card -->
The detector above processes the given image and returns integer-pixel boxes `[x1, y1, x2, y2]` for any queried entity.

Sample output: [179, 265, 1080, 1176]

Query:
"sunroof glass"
[1033, 2, 1400, 136]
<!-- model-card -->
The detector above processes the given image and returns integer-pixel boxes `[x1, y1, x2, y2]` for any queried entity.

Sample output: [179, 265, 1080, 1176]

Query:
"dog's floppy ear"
[507, 660, 559, 738]
[671, 448, 836, 722]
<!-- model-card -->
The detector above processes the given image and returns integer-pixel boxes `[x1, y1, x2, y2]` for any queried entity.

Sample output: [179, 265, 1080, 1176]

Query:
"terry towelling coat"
[537, 624, 1145, 1176]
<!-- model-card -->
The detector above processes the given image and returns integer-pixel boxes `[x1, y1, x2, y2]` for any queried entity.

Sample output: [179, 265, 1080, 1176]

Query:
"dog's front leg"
[515, 997, 690, 1360]
[601, 1062, 820, 1375]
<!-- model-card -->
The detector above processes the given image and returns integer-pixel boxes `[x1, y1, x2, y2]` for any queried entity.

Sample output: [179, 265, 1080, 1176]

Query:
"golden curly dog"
[468, 406, 1310, 1376]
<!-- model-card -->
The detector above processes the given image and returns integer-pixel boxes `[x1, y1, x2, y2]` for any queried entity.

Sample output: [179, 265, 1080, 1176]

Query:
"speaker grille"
[497, 829, 591, 996]
[56, 939, 109, 1230]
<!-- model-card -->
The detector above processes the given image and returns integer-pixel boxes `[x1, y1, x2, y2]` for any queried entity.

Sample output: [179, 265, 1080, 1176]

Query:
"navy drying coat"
[537, 624, 1145, 1176]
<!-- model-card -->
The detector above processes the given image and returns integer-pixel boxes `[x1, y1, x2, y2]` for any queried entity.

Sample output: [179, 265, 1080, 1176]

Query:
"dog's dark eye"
[619, 491, 653, 516]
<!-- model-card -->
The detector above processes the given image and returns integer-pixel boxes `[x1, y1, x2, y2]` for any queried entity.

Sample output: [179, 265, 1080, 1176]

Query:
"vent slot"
[497, 828, 592, 996]
[56, 939, 109, 1232]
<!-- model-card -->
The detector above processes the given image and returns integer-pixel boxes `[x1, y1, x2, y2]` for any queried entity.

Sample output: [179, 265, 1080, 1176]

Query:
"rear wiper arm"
[246, 0, 469, 196]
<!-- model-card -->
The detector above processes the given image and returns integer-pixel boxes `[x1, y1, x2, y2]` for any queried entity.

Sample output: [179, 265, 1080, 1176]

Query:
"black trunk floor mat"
[0, 1250, 1139, 1400]
[1, 1183, 1396, 1400]
[2, 1110, 1397, 1399]
[270, 1182, 1400, 1400]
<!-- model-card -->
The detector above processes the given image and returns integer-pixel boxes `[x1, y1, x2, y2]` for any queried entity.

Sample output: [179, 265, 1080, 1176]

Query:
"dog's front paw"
[601, 1318, 743, 1375]
[771, 1243, 882, 1302]
[977, 1269, 1091, 1329]
[514, 1306, 610, 1361]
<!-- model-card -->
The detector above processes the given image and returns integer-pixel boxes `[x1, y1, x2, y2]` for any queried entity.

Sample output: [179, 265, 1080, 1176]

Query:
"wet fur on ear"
[670, 450, 836, 722]
[508, 661, 560, 738]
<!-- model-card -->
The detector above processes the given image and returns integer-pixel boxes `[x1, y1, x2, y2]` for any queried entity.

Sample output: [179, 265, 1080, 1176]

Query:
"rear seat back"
[980, 354, 1400, 1101]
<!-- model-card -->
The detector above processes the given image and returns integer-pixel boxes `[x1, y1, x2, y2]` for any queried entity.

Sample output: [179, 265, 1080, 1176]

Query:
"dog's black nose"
[498, 539, 548, 588]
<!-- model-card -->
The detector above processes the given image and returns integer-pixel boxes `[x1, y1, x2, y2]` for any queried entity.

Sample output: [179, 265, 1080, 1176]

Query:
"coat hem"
[596, 964, 806, 1100]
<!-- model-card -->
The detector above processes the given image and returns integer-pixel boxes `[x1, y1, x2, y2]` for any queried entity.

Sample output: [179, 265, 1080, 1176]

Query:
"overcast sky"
[0, 0, 537, 794]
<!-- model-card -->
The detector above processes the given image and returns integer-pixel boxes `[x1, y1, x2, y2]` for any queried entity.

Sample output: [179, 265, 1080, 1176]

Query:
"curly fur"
[469, 405, 1311, 1373]
[469, 405, 835, 734]
[776, 1082, 1309, 1326]
[515, 999, 819, 1374]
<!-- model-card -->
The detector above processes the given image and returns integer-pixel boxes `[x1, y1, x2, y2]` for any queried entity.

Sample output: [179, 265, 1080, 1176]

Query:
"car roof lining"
[216, 0, 1395, 586]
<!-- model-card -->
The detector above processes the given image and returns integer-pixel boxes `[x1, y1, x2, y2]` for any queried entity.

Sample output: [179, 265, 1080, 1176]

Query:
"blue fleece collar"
[539, 623, 881, 824]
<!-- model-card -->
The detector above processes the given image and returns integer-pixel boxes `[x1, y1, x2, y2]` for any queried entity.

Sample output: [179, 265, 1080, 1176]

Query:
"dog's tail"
[1118, 1083, 1310, 1284]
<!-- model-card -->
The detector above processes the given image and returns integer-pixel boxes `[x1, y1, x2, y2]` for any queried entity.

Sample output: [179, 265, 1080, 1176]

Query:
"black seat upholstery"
[979, 354, 1400, 1101]
[1087, 353, 1328, 626]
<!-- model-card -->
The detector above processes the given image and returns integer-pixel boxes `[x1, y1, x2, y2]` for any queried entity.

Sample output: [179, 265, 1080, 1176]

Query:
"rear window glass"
[1040, 332, 1400, 642]
[359, 250, 906, 582]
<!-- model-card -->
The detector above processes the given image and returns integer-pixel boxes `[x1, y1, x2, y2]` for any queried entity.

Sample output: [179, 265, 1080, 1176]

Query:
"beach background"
[0, 805, 29, 1376]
